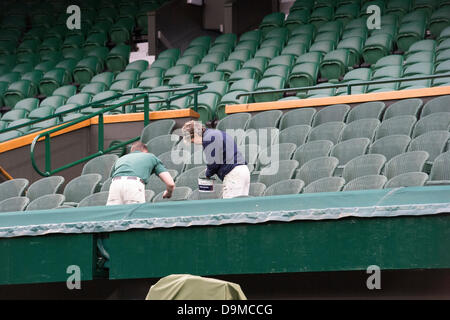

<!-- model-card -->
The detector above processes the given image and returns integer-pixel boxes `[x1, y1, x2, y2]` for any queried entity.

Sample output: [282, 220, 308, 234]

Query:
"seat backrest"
[279, 125, 311, 146]
[383, 151, 429, 179]
[81, 154, 118, 184]
[429, 151, 450, 181]
[342, 154, 387, 182]
[146, 169, 179, 195]
[331, 138, 371, 167]
[153, 186, 192, 202]
[257, 160, 299, 187]
[302, 176, 345, 193]
[307, 121, 346, 144]
[312, 104, 350, 126]
[384, 172, 429, 189]
[78, 191, 109, 207]
[26, 194, 65, 211]
[146, 134, 179, 156]
[263, 179, 304, 196]
[295, 156, 339, 186]
[249, 182, 266, 196]
[216, 113, 251, 131]
[0, 178, 29, 202]
[256, 143, 297, 170]
[279, 108, 317, 130]
[25, 176, 65, 202]
[375, 115, 416, 139]
[421, 95, 450, 117]
[383, 98, 423, 120]
[339, 118, 380, 141]
[407, 130, 450, 162]
[346, 101, 386, 123]
[247, 110, 283, 129]
[369, 134, 411, 161]
[412, 112, 450, 138]
[63, 174, 102, 203]
[292, 140, 334, 167]
[175, 166, 207, 190]
[0, 196, 30, 213]
[343, 175, 387, 191]
[140, 119, 176, 144]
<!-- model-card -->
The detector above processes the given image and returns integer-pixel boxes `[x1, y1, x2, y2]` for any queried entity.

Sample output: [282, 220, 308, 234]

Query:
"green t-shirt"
[111, 151, 167, 184]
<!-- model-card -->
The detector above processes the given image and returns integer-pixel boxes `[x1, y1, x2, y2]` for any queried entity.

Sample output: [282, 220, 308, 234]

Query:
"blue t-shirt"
[202, 129, 246, 181]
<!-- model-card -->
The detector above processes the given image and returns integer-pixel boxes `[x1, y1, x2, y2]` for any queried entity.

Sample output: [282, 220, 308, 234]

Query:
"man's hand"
[162, 190, 172, 199]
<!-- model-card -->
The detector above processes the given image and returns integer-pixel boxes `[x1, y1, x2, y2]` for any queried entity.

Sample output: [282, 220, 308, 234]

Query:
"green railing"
[236, 73, 450, 99]
[29, 85, 206, 177]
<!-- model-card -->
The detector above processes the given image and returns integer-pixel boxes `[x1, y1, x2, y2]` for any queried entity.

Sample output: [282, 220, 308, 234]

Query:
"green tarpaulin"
[0, 186, 449, 238]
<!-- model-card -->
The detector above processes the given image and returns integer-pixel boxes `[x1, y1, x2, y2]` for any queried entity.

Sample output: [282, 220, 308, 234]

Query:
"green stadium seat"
[284, 9, 310, 31]
[302, 176, 345, 193]
[334, 2, 359, 25]
[253, 76, 286, 103]
[145, 170, 178, 198]
[288, 62, 319, 88]
[6, 119, 32, 134]
[407, 39, 436, 57]
[246, 110, 282, 130]
[337, 36, 364, 67]
[382, 98, 423, 120]
[198, 71, 225, 84]
[383, 151, 429, 179]
[330, 137, 371, 175]
[81, 83, 107, 96]
[408, 131, 450, 169]
[26, 194, 65, 211]
[343, 174, 387, 191]
[336, 68, 372, 95]
[77, 191, 110, 207]
[13, 98, 39, 112]
[304, 83, 336, 98]
[153, 187, 192, 203]
[239, 29, 263, 43]
[189, 185, 223, 200]
[81, 154, 119, 187]
[259, 12, 286, 37]
[248, 182, 266, 197]
[174, 166, 207, 190]
[255, 143, 297, 171]
[1, 109, 28, 123]
[372, 55, 403, 70]
[295, 156, 338, 186]
[0, 196, 30, 213]
[307, 121, 346, 144]
[163, 65, 190, 84]
[309, 40, 336, 55]
[106, 44, 131, 72]
[279, 108, 316, 130]
[375, 115, 416, 139]
[4, 80, 35, 107]
[254, 46, 280, 60]
[62, 173, 103, 207]
[257, 160, 299, 187]
[73, 56, 102, 85]
[109, 79, 135, 93]
[412, 112, 450, 138]
[263, 179, 304, 196]
[319, 49, 352, 80]
[421, 95, 450, 117]
[22, 70, 44, 94]
[312, 104, 350, 126]
[386, 0, 412, 17]
[0, 130, 22, 141]
[145, 134, 179, 156]
[340, 118, 380, 141]
[346, 101, 386, 123]
[362, 34, 394, 65]
[426, 151, 450, 185]
[0, 178, 29, 202]
[139, 77, 163, 90]
[40, 96, 66, 110]
[396, 21, 427, 52]
[110, 17, 135, 44]
[384, 172, 429, 188]
[38, 69, 69, 96]
[25, 176, 65, 202]
[216, 113, 251, 131]
[309, 6, 334, 28]
[342, 154, 386, 182]
[216, 91, 250, 119]
[188, 36, 212, 50]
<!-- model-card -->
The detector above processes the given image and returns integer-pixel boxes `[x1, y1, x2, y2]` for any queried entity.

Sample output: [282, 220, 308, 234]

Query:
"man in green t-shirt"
[106, 141, 175, 205]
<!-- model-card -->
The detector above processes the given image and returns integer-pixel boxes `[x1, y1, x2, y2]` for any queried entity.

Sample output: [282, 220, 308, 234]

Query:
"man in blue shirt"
[182, 120, 250, 198]
[107, 141, 175, 205]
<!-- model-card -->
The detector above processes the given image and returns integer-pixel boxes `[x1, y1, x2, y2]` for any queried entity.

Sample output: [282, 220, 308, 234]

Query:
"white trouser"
[222, 165, 250, 199]
[106, 178, 146, 205]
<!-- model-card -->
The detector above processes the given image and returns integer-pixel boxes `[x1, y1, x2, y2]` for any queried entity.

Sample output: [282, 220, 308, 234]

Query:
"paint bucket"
[198, 177, 215, 192]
